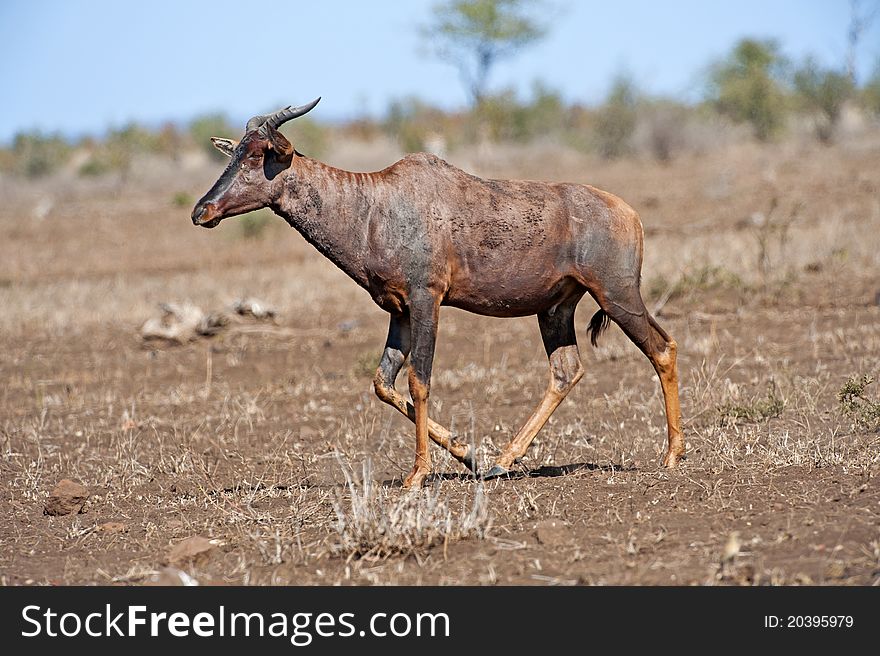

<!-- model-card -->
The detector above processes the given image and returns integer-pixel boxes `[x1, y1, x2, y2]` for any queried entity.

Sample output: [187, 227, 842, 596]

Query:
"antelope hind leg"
[487, 304, 584, 478]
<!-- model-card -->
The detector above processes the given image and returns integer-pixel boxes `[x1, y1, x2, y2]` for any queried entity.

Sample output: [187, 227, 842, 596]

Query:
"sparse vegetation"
[385, 97, 448, 152]
[793, 58, 854, 142]
[718, 381, 784, 427]
[594, 74, 638, 159]
[473, 83, 569, 142]
[639, 100, 689, 163]
[3, 35, 880, 174]
[838, 375, 880, 431]
[172, 191, 194, 207]
[862, 60, 880, 116]
[353, 351, 381, 378]
[3, 131, 73, 178]
[77, 153, 114, 177]
[2, 29, 880, 587]
[331, 460, 490, 560]
[189, 113, 235, 162]
[238, 209, 274, 239]
[422, 0, 549, 105]
[708, 39, 789, 141]
[648, 264, 745, 306]
[279, 117, 327, 159]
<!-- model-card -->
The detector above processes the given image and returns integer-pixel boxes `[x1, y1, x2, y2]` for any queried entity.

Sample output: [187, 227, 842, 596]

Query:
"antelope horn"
[246, 113, 271, 132]
[266, 97, 321, 130]
[245, 97, 322, 133]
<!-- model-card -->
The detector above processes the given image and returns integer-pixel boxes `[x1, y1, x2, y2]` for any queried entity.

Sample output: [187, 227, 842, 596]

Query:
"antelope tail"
[588, 309, 610, 347]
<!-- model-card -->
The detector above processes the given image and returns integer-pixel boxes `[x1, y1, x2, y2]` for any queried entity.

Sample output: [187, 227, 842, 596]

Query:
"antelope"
[192, 98, 683, 488]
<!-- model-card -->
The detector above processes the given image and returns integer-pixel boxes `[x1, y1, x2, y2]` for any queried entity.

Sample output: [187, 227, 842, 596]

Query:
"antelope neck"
[272, 157, 379, 291]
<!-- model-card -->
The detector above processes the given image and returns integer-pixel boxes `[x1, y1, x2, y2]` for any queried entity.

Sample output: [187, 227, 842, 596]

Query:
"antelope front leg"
[373, 313, 475, 472]
[402, 295, 440, 489]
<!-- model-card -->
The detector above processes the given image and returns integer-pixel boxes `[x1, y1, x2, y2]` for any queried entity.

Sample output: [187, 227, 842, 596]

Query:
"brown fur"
[192, 108, 684, 487]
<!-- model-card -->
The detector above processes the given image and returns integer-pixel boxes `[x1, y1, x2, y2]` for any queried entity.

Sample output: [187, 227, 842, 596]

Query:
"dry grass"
[331, 458, 490, 561]
[838, 375, 880, 432]
[1, 133, 879, 585]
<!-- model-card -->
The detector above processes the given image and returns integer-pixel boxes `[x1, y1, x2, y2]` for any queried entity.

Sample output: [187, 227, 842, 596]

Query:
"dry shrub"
[717, 381, 784, 427]
[647, 264, 745, 308]
[838, 375, 880, 432]
[635, 102, 688, 162]
[594, 75, 638, 158]
[331, 459, 490, 561]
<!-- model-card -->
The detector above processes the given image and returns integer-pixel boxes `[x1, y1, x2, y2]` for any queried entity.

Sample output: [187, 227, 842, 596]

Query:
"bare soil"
[1, 135, 878, 585]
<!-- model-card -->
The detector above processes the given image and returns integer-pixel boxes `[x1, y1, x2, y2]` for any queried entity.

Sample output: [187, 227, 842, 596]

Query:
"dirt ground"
[1, 132, 878, 586]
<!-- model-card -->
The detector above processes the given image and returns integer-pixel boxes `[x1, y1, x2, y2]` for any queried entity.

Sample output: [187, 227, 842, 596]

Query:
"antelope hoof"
[402, 468, 430, 489]
[482, 464, 511, 480]
[661, 450, 684, 469]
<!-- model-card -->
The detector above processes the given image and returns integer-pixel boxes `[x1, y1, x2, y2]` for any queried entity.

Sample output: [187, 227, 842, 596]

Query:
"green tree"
[189, 113, 235, 162]
[793, 58, 854, 143]
[422, 0, 548, 106]
[385, 97, 447, 152]
[8, 132, 72, 178]
[79, 123, 164, 177]
[708, 39, 788, 141]
[281, 117, 327, 158]
[594, 75, 638, 158]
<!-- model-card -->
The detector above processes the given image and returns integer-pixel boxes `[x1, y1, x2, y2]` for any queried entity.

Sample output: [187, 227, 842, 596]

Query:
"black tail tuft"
[588, 309, 610, 347]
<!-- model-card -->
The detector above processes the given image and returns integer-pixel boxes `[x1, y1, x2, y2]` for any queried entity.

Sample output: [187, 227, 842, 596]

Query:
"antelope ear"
[265, 124, 294, 161]
[210, 137, 237, 158]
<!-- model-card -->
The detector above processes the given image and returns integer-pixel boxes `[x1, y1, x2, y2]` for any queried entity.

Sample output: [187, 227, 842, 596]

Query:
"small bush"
[106, 123, 162, 154]
[153, 122, 184, 157]
[473, 89, 520, 141]
[861, 61, 880, 116]
[332, 459, 490, 561]
[594, 75, 638, 158]
[353, 351, 381, 378]
[648, 264, 744, 303]
[190, 113, 235, 162]
[638, 100, 688, 162]
[78, 155, 114, 177]
[472, 83, 568, 143]
[838, 375, 880, 432]
[718, 381, 784, 427]
[793, 58, 853, 143]
[6, 131, 73, 178]
[238, 209, 273, 239]
[385, 97, 447, 152]
[77, 123, 161, 177]
[172, 191, 194, 208]
[279, 117, 327, 159]
[521, 81, 568, 137]
[76, 147, 128, 177]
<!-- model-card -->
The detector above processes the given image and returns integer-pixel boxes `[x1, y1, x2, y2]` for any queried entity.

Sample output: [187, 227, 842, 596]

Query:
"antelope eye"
[247, 151, 262, 161]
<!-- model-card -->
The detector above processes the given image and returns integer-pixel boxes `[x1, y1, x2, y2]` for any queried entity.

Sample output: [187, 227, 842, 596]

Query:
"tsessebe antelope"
[192, 98, 683, 487]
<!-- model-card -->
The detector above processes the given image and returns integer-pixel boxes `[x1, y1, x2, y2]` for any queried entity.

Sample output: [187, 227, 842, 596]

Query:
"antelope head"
[191, 97, 320, 228]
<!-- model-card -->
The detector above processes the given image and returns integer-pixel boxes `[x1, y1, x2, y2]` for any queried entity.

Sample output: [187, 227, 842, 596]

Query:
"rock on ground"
[44, 479, 89, 516]
[165, 536, 221, 565]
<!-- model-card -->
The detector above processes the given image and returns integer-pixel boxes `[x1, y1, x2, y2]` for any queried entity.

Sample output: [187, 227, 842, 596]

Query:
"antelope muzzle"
[191, 201, 222, 228]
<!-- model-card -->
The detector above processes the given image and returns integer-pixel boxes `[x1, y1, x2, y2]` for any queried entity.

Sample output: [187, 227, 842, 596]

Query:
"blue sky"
[1, 1, 877, 142]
